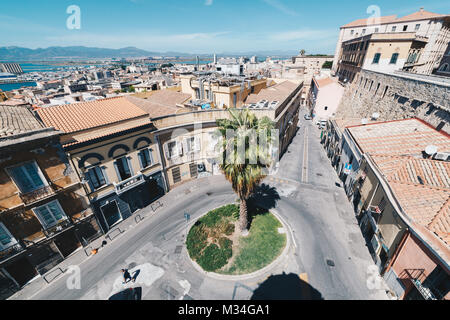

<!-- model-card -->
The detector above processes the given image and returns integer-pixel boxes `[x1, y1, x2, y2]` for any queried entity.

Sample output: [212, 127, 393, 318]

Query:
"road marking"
[302, 126, 309, 183]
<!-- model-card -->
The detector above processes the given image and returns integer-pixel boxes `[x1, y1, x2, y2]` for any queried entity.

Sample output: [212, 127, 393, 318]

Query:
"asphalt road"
[23, 109, 388, 300]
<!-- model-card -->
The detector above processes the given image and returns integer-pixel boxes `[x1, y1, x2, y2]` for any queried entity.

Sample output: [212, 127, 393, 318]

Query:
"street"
[12, 109, 388, 300]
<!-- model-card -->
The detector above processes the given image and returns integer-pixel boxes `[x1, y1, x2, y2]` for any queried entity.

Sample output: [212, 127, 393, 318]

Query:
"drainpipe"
[155, 134, 170, 193]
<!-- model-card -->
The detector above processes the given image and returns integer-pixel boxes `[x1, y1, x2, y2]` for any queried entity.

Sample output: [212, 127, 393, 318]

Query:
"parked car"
[304, 114, 312, 120]
[318, 120, 327, 129]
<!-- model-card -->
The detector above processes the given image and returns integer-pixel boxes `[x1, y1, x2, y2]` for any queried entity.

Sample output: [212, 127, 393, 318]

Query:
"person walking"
[121, 269, 132, 284]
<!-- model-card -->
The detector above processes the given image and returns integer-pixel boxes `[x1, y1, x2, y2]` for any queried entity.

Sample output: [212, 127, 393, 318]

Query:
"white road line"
[302, 126, 309, 183]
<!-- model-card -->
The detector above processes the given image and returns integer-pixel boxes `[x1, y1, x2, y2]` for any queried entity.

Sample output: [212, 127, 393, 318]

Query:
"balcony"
[114, 172, 146, 195]
[404, 269, 439, 300]
[43, 218, 73, 238]
[0, 243, 25, 263]
[19, 185, 54, 205]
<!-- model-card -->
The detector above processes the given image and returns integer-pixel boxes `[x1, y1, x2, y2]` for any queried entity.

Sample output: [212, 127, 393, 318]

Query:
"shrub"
[197, 244, 229, 272]
[186, 225, 207, 260]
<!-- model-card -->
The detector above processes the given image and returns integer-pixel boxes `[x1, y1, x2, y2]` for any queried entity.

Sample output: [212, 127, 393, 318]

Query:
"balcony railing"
[114, 172, 146, 195]
[43, 218, 73, 238]
[404, 269, 438, 300]
[19, 185, 54, 205]
[0, 243, 25, 263]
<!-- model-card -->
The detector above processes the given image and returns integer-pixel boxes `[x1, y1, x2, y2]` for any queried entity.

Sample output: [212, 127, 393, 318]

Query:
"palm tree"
[216, 109, 275, 234]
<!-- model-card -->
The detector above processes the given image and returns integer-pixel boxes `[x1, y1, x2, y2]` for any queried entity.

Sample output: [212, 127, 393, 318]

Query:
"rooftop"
[347, 118, 450, 156]
[37, 96, 148, 134]
[0, 104, 45, 139]
[125, 90, 190, 118]
[371, 155, 450, 246]
[341, 9, 447, 29]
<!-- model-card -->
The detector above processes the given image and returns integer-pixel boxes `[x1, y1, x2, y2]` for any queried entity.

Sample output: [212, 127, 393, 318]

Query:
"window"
[391, 26, 397, 32]
[33, 200, 67, 229]
[0, 223, 17, 251]
[439, 63, 449, 72]
[115, 157, 132, 181]
[233, 92, 237, 107]
[172, 167, 181, 184]
[139, 148, 154, 169]
[350, 30, 354, 35]
[86, 166, 107, 190]
[186, 136, 201, 153]
[362, 29, 366, 35]
[7, 161, 46, 193]
[403, 25, 408, 31]
[167, 141, 182, 159]
[324, 106, 328, 111]
[415, 24, 420, 31]
[390, 53, 399, 64]
[372, 53, 381, 64]
[375, 27, 379, 33]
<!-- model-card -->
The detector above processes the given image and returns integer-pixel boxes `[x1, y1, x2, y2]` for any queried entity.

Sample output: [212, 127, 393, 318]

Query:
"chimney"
[420, 7, 424, 12]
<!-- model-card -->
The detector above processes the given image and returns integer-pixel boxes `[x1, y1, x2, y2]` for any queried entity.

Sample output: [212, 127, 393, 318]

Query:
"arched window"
[78, 153, 104, 169]
[133, 137, 152, 150]
[439, 63, 449, 72]
[108, 144, 130, 159]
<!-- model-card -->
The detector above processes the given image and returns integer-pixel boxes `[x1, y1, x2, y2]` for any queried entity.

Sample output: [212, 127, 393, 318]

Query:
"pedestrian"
[121, 269, 132, 284]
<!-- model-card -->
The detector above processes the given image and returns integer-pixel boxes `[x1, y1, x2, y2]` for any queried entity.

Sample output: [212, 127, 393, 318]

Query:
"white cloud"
[262, 0, 299, 16]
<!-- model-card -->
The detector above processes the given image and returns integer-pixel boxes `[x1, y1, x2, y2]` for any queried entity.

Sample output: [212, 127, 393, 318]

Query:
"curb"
[186, 207, 294, 281]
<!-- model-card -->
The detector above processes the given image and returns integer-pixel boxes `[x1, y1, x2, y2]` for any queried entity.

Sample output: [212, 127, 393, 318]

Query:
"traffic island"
[186, 204, 288, 277]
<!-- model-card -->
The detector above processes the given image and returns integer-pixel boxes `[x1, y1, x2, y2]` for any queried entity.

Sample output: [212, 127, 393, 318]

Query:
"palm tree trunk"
[239, 198, 248, 233]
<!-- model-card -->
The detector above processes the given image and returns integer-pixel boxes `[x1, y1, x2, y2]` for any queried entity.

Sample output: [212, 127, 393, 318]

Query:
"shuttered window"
[86, 166, 107, 190]
[33, 200, 67, 229]
[0, 223, 17, 250]
[189, 163, 198, 178]
[172, 167, 181, 184]
[7, 161, 46, 193]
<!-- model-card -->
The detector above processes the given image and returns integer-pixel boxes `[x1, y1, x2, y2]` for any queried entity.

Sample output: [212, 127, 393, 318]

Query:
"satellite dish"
[361, 118, 368, 125]
[425, 145, 438, 156]
[372, 112, 380, 120]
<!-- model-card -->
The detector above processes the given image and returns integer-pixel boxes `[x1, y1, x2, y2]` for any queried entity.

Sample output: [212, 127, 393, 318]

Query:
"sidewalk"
[8, 175, 225, 300]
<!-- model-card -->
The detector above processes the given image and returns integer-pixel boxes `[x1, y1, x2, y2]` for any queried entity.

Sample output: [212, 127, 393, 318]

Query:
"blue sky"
[1, 0, 449, 54]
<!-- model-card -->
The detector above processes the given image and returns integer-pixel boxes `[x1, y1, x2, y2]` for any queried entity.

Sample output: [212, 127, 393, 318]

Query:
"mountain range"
[0, 46, 300, 61]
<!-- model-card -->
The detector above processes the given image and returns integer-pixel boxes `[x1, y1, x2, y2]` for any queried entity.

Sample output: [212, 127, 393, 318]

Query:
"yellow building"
[37, 97, 167, 232]
[180, 73, 267, 109]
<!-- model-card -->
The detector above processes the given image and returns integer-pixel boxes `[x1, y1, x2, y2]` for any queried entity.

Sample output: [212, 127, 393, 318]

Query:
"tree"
[216, 109, 275, 234]
[300, 49, 306, 56]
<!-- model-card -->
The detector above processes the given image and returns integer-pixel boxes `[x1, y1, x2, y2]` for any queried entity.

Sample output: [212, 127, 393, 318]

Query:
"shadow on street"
[251, 272, 324, 300]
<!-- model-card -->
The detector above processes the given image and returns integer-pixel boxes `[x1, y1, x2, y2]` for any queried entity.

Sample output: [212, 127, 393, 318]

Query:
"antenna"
[425, 145, 438, 156]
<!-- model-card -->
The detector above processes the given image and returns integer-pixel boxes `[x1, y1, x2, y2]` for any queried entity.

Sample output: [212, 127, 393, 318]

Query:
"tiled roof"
[0, 105, 44, 138]
[125, 91, 188, 119]
[341, 10, 447, 28]
[314, 77, 335, 88]
[371, 154, 450, 246]
[342, 15, 398, 28]
[246, 81, 299, 104]
[348, 119, 450, 156]
[394, 10, 445, 22]
[37, 96, 148, 133]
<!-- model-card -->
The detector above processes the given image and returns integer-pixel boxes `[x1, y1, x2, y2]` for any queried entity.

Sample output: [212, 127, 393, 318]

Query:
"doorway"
[101, 201, 123, 229]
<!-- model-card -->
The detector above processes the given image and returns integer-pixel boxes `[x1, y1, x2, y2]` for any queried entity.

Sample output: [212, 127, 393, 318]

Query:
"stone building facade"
[336, 69, 450, 134]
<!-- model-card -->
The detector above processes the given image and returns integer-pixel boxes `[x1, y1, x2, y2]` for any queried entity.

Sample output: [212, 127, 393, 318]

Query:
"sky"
[1, 0, 449, 54]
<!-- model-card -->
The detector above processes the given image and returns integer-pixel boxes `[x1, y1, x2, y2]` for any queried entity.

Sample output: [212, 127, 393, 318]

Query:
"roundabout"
[186, 204, 293, 281]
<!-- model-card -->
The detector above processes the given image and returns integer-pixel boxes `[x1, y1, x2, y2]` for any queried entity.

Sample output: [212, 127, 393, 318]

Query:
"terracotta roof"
[246, 81, 299, 104]
[348, 119, 450, 156]
[342, 15, 398, 28]
[37, 96, 148, 133]
[341, 9, 447, 29]
[314, 77, 335, 88]
[394, 10, 445, 22]
[0, 105, 44, 138]
[125, 91, 188, 119]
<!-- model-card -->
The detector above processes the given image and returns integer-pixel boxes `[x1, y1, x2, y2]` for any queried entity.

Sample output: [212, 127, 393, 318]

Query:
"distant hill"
[0, 46, 163, 61]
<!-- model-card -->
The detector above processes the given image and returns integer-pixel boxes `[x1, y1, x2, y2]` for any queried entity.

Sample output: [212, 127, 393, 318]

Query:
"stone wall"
[336, 70, 450, 134]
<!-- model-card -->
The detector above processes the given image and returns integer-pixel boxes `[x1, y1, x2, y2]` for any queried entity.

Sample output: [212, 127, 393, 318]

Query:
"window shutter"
[195, 137, 201, 152]
[113, 161, 121, 181]
[148, 149, 154, 165]
[138, 151, 144, 169]
[178, 141, 184, 156]
[85, 170, 95, 192]
[163, 143, 170, 159]
[101, 166, 109, 184]
[127, 156, 134, 176]
[0, 223, 16, 249]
